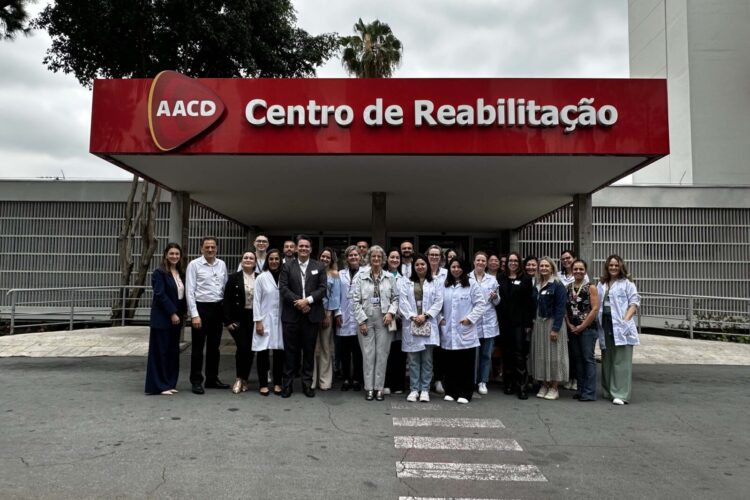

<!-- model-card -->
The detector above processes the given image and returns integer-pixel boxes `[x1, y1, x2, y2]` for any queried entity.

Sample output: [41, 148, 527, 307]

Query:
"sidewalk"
[1, 326, 749, 364]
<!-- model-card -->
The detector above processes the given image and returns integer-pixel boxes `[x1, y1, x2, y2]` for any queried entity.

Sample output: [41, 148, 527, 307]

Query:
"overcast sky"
[0, 0, 628, 180]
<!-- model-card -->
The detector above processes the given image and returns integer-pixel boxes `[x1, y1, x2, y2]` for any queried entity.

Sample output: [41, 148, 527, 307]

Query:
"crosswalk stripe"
[396, 461, 547, 482]
[393, 417, 505, 429]
[398, 497, 516, 500]
[394, 436, 523, 451]
[390, 402, 469, 411]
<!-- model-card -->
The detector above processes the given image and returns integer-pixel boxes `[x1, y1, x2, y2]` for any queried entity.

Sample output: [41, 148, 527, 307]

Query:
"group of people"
[145, 235, 641, 406]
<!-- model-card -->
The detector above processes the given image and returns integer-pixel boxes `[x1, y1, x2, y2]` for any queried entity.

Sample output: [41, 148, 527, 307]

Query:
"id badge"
[370, 297, 381, 305]
[416, 300, 423, 309]
[604, 298, 610, 307]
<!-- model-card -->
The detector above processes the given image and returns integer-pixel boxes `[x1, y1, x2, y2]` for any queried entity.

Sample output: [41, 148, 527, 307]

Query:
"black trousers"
[432, 346, 446, 383]
[282, 319, 319, 390]
[338, 335, 363, 384]
[443, 347, 476, 401]
[501, 323, 529, 390]
[257, 349, 284, 388]
[228, 308, 254, 380]
[385, 339, 407, 392]
[190, 302, 224, 385]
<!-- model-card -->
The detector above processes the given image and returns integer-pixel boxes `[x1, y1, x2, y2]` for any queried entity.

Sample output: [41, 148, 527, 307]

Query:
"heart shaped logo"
[147, 71, 225, 151]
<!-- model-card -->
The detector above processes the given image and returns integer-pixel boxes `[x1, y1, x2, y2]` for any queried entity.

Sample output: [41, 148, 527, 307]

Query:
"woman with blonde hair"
[597, 254, 640, 405]
[352, 245, 400, 401]
[530, 256, 568, 400]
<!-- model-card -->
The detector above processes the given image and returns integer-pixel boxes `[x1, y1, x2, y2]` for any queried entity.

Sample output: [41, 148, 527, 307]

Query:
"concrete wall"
[629, 0, 750, 186]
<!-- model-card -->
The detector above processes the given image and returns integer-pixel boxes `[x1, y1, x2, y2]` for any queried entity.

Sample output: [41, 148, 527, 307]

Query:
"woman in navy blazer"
[145, 243, 187, 395]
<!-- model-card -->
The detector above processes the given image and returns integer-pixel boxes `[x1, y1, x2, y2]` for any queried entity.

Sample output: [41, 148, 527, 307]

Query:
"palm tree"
[340, 18, 403, 78]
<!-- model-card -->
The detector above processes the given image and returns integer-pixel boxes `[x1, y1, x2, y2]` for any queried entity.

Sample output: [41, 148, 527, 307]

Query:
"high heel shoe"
[365, 390, 374, 401]
[232, 378, 243, 394]
[375, 390, 384, 401]
[273, 385, 283, 395]
[259, 387, 270, 397]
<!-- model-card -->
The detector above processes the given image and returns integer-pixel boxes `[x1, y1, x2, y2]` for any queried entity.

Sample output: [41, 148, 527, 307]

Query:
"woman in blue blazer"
[145, 243, 187, 395]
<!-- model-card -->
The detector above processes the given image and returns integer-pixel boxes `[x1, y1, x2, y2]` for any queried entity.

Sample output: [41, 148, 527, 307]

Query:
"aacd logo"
[147, 71, 225, 152]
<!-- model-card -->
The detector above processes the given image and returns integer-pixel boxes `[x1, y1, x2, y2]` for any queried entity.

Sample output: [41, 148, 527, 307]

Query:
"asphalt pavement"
[1, 355, 748, 499]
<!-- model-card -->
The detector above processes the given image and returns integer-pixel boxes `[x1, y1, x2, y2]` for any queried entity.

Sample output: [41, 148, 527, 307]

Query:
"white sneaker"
[544, 388, 559, 400]
[571, 380, 578, 391]
[478, 382, 488, 395]
[612, 398, 625, 405]
[383, 387, 391, 395]
[434, 381, 445, 394]
[562, 380, 573, 390]
[419, 391, 430, 402]
[443, 395, 455, 401]
[456, 397, 469, 404]
[536, 386, 548, 398]
[406, 391, 418, 402]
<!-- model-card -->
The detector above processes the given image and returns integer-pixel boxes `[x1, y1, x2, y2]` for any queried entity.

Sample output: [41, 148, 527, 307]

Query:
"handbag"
[411, 319, 432, 337]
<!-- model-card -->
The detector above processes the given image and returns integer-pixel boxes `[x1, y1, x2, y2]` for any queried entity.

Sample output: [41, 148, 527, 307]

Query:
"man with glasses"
[253, 234, 269, 270]
[186, 236, 229, 394]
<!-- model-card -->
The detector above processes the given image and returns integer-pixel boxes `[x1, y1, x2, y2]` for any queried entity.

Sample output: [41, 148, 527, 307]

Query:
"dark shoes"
[191, 384, 205, 395]
[503, 385, 515, 395]
[352, 381, 362, 392]
[303, 385, 315, 398]
[205, 379, 230, 389]
[341, 380, 351, 391]
[365, 390, 374, 401]
[280, 387, 293, 398]
[518, 388, 529, 400]
[375, 390, 384, 401]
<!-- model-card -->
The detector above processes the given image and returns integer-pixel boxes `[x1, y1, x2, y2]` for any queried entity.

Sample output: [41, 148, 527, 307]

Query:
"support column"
[371, 192, 387, 247]
[573, 193, 594, 268]
[168, 191, 190, 258]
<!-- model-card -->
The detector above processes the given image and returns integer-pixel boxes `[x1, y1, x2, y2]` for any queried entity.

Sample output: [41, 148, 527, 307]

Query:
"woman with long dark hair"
[497, 251, 535, 399]
[145, 243, 186, 395]
[223, 250, 258, 394]
[439, 258, 486, 404]
[565, 259, 600, 401]
[597, 254, 640, 405]
[399, 253, 443, 402]
[384, 248, 407, 395]
[312, 247, 341, 391]
[253, 249, 285, 395]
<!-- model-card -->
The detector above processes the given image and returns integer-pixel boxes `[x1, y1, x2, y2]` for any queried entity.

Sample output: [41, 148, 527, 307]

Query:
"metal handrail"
[3, 286, 152, 334]
[638, 291, 749, 339]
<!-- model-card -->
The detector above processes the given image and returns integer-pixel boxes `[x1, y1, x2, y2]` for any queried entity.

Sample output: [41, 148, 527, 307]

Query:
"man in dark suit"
[279, 235, 328, 398]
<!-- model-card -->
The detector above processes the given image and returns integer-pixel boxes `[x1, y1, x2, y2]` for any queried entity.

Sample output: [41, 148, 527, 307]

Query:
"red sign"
[91, 76, 669, 155]
[147, 71, 225, 151]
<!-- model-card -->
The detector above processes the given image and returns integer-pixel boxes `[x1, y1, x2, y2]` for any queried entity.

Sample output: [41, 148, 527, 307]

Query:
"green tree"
[34, 0, 340, 87]
[1, 0, 31, 40]
[340, 18, 403, 78]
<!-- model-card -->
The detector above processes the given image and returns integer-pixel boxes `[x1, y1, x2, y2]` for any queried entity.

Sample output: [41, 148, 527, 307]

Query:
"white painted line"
[394, 436, 523, 451]
[391, 403, 443, 410]
[391, 402, 471, 411]
[393, 417, 505, 429]
[396, 461, 547, 482]
[399, 497, 517, 500]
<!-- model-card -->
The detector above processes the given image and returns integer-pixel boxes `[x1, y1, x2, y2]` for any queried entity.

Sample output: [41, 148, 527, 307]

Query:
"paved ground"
[0, 353, 749, 499]
[2, 326, 749, 365]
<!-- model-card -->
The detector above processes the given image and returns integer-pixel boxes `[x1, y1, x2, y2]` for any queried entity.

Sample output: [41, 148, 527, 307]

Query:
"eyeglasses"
[255, 240, 268, 244]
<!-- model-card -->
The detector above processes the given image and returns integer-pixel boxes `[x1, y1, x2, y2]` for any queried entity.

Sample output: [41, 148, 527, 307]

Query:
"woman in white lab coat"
[335, 245, 364, 392]
[469, 252, 500, 395]
[252, 249, 285, 396]
[399, 254, 444, 403]
[439, 258, 486, 404]
[426, 245, 448, 394]
[597, 254, 640, 405]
